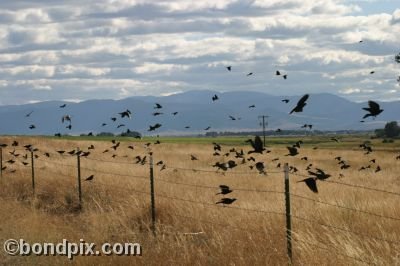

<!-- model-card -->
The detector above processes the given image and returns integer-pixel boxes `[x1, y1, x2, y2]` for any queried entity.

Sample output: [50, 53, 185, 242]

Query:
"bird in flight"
[216, 185, 232, 195]
[148, 123, 162, 131]
[286, 146, 299, 156]
[119, 109, 131, 118]
[172, 112, 178, 115]
[204, 126, 211, 130]
[212, 94, 219, 101]
[61, 115, 71, 124]
[362, 101, 383, 119]
[59, 104, 66, 108]
[85, 175, 94, 181]
[248, 104, 255, 108]
[29, 124, 36, 129]
[25, 111, 34, 117]
[154, 103, 162, 109]
[246, 72, 253, 76]
[370, 71, 375, 74]
[216, 198, 236, 205]
[281, 99, 289, 103]
[246, 136, 265, 154]
[226, 66, 232, 71]
[298, 178, 318, 193]
[308, 168, 331, 180]
[229, 116, 236, 121]
[290, 94, 309, 114]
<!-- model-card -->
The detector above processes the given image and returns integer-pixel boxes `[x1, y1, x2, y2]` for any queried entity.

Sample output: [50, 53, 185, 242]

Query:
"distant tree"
[374, 129, 385, 138]
[120, 130, 141, 138]
[384, 121, 400, 138]
[205, 131, 218, 137]
[97, 132, 114, 137]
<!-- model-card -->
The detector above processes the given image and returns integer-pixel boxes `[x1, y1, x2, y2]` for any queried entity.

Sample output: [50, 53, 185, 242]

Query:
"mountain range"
[0, 90, 398, 136]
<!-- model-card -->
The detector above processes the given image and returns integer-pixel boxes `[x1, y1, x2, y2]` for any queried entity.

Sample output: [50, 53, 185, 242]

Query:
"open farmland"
[0, 135, 399, 265]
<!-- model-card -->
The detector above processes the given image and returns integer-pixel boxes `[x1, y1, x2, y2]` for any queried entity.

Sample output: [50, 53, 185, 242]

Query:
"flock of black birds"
[2, 58, 398, 207]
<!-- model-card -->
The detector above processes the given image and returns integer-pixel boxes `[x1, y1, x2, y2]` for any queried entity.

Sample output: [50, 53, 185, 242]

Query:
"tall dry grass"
[0, 136, 399, 265]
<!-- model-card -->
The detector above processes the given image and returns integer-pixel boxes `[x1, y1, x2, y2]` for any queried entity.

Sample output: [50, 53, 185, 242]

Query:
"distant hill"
[0, 90, 398, 136]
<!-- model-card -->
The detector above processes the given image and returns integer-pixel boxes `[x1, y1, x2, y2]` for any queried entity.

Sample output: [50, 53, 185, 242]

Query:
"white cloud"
[0, 0, 398, 104]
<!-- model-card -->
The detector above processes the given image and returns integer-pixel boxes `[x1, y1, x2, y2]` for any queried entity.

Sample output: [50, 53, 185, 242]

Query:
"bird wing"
[368, 101, 380, 111]
[254, 136, 263, 150]
[298, 94, 309, 106]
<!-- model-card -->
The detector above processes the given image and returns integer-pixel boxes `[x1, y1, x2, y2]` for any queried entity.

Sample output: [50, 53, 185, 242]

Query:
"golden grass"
[0, 136, 400, 265]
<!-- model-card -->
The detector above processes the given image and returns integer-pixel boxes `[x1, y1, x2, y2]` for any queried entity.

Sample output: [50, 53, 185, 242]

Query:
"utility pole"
[258, 115, 269, 147]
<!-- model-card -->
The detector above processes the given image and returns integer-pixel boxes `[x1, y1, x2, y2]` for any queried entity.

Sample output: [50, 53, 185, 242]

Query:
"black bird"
[370, 71, 375, 74]
[276, 70, 281, 76]
[290, 94, 309, 114]
[362, 101, 383, 119]
[246, 72, 253, 76]
[282, 99, 289, 103]
[308, 168, 331, 180]
[301, 157, 308, 161]
[55, 133, 61, 137]
[88, 144, 95, 150]
[59, 104, 66, 108]
[226, 66, 232, 71]
[66, 125, 72, 130]
[298, 178, 318, 193]
[153, 112, 163, 116]
[375, 166, 381, 173]
[172, 112, 178, 115]
[185, 126, 190, 129]
[156, 161, 164, 166]
[119, 109, 131, 118]
[246, 136, 265, 154]
[44, 152, 50, 157]
[204, 126, 211, 131]
[216, 185, 232, 195]
[29, 124, 36, 129]
[25, 111, 34, 117]
[227, 160, 237, 169]
[213, 162, 228, 171]
[190, 155, 198, 160]
[101, 123, 107, 126]
[286, 146, 299, 156]
[117, 124, 125, 128]
[216, 198, 236, 205]
[128, 145, 134, 150]
[283, 74, 287, 79]
[148, 123, 162, 131]
[212, 94, 219, 101]
[85, 175, 94, 181]
[255, 162, 266, 174]
[57, 150, 65, 154]
[61, 115, 71, 123]
[229, 115, 236, 121]
[154, 103, 162, 109]
[111, 117, 117, 122]
[12, 141, 18, 146]
[249, 104, 255, 108]
[213, 142, 222, 151]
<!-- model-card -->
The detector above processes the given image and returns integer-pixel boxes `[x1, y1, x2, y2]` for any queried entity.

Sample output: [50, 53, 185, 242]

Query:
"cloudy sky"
[0, 0, 399, 105]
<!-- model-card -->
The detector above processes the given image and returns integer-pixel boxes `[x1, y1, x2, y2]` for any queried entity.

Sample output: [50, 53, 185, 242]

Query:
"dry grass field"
[0, 136, 400, 265]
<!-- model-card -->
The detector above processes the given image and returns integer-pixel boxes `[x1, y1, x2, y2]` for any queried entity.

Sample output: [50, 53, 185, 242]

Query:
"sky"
[0, 0, 399, 105]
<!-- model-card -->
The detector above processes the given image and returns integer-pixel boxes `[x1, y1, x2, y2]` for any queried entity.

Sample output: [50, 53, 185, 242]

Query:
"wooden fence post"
[0, 147, 3, 179]
[31, 150, 35, 195]
[284, 163, 293, 264]
[149, 152, 156, 235]
[76, 149, 82, 208]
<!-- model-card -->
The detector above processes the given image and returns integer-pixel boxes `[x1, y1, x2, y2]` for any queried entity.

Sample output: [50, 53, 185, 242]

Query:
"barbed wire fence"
[0, 146, 400, 265]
